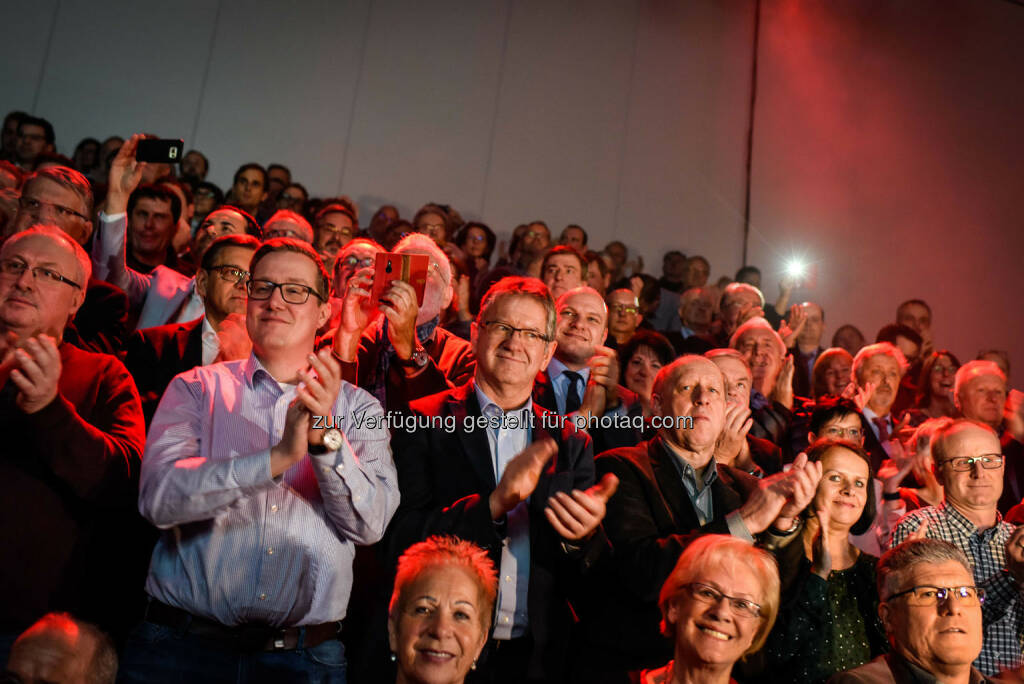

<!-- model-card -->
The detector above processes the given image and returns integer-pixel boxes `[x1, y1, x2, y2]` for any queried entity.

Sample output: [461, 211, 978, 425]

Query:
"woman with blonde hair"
[640, 534, 780, 684]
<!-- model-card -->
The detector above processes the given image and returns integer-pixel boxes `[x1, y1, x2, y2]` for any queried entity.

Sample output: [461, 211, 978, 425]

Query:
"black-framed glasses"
[479, 320, 551, 344]
[207, 265, 250, 285]
[681, 583, 762, 619]
[247, 279, 325, 304]
[18, 196, 89, 222]
[886, 585, 985, 607]
[0, 257, 82, 289]
[938, 454, 1003, 471]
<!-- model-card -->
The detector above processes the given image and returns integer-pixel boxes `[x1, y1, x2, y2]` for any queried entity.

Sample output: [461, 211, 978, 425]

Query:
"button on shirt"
[139, 354, 399, 627]
[891, 502, 1024, 675]
[475, 385, 532, 639]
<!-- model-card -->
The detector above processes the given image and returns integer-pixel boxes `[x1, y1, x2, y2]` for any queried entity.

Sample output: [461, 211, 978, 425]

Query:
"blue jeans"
[118, 621, 346, 683]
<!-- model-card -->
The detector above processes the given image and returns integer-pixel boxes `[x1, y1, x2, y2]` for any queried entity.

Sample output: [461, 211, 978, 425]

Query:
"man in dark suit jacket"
[532, 286, 645, 453]
[577, 355, 822, 679]
[330, 233, 475, 412]
[122, 234, 259, 424]
[387, 276, 616, 684]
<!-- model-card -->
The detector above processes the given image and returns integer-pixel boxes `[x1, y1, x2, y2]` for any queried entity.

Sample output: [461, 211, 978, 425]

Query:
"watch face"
[323, 428, 344, 451]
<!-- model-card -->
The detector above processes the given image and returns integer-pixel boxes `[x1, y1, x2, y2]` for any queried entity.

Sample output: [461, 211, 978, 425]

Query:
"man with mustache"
[890, 419, 1024, 676]
[851, 342, 908, 471]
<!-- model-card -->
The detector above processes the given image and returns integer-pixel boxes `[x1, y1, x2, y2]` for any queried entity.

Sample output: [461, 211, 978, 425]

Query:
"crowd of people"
[1, 110, 1023, 684]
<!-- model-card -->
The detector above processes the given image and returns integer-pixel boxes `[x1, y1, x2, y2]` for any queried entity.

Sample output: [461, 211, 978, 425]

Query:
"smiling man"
[125, 237, 398, 682]
[832, 539, 988, 684]
[387, 276, 616, 683]
[890, 419, 1024, 675]
[0, 224, 144, 653]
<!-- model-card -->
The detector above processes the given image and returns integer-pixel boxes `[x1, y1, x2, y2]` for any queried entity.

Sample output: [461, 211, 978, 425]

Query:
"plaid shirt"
[891, 502, 1024, 675]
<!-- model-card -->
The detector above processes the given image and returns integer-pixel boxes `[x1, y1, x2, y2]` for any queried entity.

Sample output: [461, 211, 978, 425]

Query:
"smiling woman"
[640, 535, 780, 684]
[388, 536, 498, 684]
[762, 440, 887, 683]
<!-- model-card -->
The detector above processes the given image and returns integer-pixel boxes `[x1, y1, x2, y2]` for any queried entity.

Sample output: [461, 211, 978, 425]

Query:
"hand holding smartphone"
[370, 252, 429, 306]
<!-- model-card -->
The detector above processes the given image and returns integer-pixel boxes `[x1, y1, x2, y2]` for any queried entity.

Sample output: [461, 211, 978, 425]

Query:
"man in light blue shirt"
[122, 238, 399, 683]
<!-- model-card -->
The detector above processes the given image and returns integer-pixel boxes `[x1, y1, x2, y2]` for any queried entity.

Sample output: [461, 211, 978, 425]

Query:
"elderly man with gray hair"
[730, 316, 795, 446]
[829, 538, 991, 683]
[331, 232, 474, 411]
[953, 360, 1024, 513]
[850, 342, 909, 471]
[890, 418, 1024, 676]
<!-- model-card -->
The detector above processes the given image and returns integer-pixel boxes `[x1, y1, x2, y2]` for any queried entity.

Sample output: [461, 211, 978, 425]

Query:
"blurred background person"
[902, 350, 961, 427]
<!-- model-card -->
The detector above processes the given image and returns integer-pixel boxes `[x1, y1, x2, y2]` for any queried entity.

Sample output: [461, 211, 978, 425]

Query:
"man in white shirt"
[92, 135, 260, 329]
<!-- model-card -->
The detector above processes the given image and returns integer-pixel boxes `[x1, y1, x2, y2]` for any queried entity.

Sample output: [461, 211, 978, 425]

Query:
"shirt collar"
[862, 405, 889, 426]
[939, 500, 1004, 536]
[547, 357, 590, 383]
[201, 316, 217, 342]
[475, 383, 533, 418]
[661, 438, 718, 489]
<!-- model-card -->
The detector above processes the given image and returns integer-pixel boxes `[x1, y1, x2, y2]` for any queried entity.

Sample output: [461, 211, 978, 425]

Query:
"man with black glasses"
[387, 276, 616, 684]
[832, 538, 992, 683]
[890, 419, 1024, 675]
[123, 234, 260, 425]
[124, 237, 398, 682]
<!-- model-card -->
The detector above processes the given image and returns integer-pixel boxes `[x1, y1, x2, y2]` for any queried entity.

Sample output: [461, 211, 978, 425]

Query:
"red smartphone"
[370, 252, 429, 306]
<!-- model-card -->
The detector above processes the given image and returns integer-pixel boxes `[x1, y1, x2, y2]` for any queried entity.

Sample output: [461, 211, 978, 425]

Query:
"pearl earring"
[390, 652, 397, 662]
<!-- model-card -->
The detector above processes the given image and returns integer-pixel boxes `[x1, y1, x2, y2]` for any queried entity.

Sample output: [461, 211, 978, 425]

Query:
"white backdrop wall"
[3, 0, 1022, 372]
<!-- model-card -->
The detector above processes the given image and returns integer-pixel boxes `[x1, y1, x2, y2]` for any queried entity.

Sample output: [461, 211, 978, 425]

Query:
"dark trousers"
[118, 620, 346, 684]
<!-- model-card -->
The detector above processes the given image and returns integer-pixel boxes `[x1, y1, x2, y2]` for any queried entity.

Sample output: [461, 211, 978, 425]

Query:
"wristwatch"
[397, 344, 430, 369]
[309, 428, 343, 455]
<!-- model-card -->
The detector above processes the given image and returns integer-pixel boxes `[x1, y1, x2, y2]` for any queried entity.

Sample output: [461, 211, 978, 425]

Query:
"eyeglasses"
[247, 279, 325, 304]
[479, 320, 551, 344]
[18, 196, 89, 222]
[341, 255, 375, 269]
[938, 454, 1003, 471]
[207, 265, 250, 285]
[681, 583, 762, 619]
[317, 225, 353, 239]
[886, 585, 985, 607]
[466, 234, 486, 243]
[610, 305, 639, 315]
[0, 257, 82, 289]
[822, 426, 864, 441]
